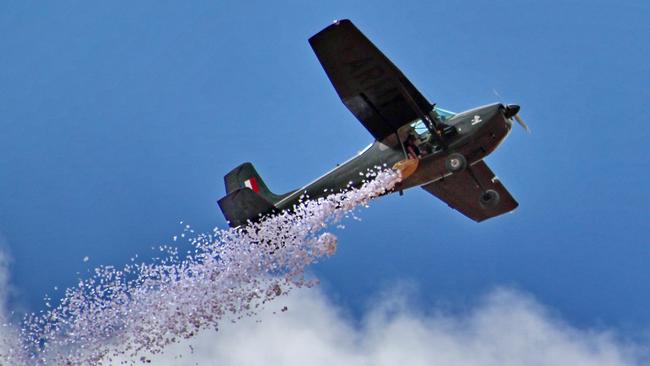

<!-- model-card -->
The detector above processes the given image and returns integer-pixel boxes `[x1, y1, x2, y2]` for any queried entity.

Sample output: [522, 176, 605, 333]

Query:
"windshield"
[434, 106, 455, 122]
[410, 106, 456, 136]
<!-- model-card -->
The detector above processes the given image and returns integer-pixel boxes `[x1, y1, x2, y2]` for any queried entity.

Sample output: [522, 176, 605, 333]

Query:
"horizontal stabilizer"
[218, 188, 277, 227]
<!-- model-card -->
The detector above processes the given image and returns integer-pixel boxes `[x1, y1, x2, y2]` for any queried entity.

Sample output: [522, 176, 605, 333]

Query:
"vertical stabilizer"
[223, 162, 284, 204]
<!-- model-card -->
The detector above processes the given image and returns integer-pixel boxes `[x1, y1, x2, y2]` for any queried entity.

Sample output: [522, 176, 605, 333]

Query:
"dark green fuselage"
[273, 103, 512, 211]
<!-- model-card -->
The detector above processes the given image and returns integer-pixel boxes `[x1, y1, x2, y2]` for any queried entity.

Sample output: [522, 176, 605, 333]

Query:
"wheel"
[445, 153, 467, 173]
[479, 189, 500, 208]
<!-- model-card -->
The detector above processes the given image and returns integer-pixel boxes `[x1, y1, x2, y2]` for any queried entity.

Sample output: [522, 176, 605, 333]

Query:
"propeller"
[513, 113, 530, 133]
[493, 89, 530, 133]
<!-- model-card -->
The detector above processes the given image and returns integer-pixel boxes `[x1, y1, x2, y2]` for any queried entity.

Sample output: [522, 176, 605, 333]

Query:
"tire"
[445, 153, 467, 173]
[479, 189, 500, 208]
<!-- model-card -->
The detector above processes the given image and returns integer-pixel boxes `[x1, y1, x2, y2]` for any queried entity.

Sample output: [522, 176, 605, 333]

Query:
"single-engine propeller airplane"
[218, 19, 527, 227]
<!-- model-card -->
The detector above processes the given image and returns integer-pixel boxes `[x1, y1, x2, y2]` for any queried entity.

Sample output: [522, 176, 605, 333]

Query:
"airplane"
[218, 19, 526, 227]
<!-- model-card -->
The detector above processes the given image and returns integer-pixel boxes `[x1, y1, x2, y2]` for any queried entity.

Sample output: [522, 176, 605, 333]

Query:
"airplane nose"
[504, 114, 513, 129]
[503, 104, 520, 119]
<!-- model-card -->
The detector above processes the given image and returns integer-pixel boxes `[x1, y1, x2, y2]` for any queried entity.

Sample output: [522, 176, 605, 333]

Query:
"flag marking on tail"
[244, 177, 260, 193]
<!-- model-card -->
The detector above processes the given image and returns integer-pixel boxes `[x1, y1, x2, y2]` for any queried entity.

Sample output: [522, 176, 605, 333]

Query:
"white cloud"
[119, 286, 645, 366]
[0, 243, 24, 364]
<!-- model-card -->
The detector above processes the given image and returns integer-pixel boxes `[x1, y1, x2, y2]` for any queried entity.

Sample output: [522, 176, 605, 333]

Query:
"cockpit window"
[406, 106, 456, 157]
[411, 120, 429, 137]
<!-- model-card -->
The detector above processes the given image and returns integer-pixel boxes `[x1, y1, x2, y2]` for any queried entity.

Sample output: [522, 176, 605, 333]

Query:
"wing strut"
[395, 80, 448, 150]
[466, 164, 486, 191]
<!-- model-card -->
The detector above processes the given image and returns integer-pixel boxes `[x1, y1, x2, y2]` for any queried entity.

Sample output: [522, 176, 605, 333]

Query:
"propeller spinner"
[494, 88, 531, 133]
[503, 104, 530, 133]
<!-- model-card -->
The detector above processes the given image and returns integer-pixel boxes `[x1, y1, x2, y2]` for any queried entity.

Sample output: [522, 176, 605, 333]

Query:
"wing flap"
[421, 161, 518, 222]
[309, 19, 432, 141]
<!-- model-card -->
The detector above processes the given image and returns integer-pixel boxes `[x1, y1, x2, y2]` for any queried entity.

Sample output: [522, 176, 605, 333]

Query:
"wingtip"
[310, 19, 353, 43]
[332, 19, 351, 25]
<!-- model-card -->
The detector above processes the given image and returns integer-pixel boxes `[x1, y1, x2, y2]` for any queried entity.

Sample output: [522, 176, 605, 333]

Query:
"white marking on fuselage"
[471, 115, 482, 125]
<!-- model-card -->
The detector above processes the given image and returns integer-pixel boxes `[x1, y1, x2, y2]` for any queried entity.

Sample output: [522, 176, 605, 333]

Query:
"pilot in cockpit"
[405, 134, 421, 159]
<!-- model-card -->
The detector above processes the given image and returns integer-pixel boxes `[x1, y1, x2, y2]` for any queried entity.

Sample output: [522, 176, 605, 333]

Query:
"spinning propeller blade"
[514, 113, 530, 133]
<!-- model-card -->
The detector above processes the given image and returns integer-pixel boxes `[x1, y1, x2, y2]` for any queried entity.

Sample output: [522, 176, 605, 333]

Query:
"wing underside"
[309, 19, 433, 141]
[421, 161, 518, 222]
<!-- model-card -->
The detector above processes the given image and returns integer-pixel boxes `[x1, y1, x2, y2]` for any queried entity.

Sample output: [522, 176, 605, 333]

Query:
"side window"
[411, 120, 429, 138]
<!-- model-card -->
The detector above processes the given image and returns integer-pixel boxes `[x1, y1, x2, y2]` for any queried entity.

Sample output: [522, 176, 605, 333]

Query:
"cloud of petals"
[2, 169, 401, 365]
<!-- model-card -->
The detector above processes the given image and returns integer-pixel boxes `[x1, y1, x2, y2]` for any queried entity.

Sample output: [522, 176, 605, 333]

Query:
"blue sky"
[1, 0, 649, 350]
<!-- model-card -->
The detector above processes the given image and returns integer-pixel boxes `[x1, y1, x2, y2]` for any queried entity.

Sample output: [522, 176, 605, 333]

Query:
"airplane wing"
[421, 161, 518, 222]
[309, 19, 433, 141]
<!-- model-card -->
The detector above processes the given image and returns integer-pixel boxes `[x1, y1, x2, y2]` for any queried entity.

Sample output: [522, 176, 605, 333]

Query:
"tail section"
[218, 188, 276, 227]
[223, 162, 285, 204]
[218, 162, 292, 227]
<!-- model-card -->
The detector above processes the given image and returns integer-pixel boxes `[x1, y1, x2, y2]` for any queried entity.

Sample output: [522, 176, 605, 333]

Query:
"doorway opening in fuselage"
[402, 107, 456, 158]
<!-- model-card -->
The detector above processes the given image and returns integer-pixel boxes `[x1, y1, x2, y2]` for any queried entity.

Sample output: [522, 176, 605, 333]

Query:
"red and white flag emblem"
[244, 177, 260, 193]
